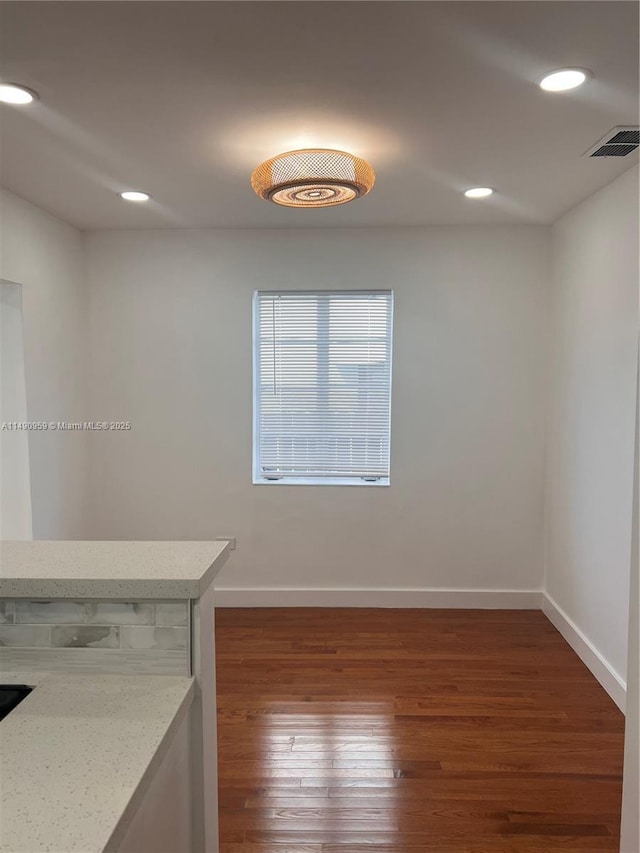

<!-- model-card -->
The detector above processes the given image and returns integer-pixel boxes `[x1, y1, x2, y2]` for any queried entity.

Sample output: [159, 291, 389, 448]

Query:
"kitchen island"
[0, 671, 194, 853]
[0, 540, 231, 853]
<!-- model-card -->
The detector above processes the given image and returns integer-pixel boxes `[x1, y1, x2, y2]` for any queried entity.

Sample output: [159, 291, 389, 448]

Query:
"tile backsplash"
[51, 625, 121, 649]
[0, 598, 189, 654]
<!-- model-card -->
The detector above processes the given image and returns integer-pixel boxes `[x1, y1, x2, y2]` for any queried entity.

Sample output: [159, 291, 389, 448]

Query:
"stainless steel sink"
[0, 685, 32, 721]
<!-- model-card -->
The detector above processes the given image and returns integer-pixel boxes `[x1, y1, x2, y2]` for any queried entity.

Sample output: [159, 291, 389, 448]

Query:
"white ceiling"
[0, 1, 637, 230]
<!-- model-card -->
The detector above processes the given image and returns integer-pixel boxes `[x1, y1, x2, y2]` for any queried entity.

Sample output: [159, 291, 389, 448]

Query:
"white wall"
[0, 189, 88, 539]
[0, 281, 33, 539]
[84, 226, 551, 594]
[544, 166, 639, 691]
[620, 357, 638, 851]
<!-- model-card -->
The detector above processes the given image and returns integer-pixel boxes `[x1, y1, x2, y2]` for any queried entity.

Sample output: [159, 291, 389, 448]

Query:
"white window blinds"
[254, 290, 393, 483]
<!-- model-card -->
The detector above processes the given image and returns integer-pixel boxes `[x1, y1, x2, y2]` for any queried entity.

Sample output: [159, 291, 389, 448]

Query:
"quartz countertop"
[0, 670, 194, 853]
[0, 540, 230, 599]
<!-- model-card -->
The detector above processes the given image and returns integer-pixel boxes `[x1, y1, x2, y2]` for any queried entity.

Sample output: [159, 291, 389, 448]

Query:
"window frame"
[252, 289, 394, 487]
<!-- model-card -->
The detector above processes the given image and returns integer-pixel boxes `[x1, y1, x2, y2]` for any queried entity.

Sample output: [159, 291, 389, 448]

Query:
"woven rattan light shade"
[251, 149, 375, 208]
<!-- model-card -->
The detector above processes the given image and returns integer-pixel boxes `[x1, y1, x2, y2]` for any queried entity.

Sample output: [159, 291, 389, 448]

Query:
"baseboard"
[542, 593, 627, 712]
[213, 587, 543, 610]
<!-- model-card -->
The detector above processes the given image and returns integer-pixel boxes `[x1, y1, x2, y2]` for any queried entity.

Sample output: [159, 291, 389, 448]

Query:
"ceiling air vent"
[585, 126, 639, 158]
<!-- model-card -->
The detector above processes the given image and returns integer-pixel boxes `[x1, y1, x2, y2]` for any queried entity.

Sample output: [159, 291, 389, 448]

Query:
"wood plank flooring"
[215, 609, 625, 852]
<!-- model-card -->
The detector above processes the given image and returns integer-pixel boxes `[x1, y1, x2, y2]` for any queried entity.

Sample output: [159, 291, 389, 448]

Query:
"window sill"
[253, 477, 390, 487]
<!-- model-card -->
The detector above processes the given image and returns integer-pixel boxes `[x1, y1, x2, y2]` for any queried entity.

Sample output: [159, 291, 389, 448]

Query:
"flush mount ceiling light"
[119, 191, 150, 202]
[464, 187, 493, 199]
[539, 68, 590, 92]
[0, 83, 38, 105]
[251, 148, 375, 208]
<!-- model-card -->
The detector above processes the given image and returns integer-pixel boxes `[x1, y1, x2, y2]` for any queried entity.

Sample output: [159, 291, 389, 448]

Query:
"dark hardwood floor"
[215, 609, 625, 852]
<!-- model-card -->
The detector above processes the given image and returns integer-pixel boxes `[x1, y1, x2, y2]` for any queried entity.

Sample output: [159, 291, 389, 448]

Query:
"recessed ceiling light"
[464, 187, 493, 199]
[0, 83, 38, 105]
[119, 191, 150, 202]
[251, 149, 375, 208]
[539, 68, 590, 92]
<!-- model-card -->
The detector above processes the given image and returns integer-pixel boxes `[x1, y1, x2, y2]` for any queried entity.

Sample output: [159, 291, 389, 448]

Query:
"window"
[253, 290, 393, 485]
